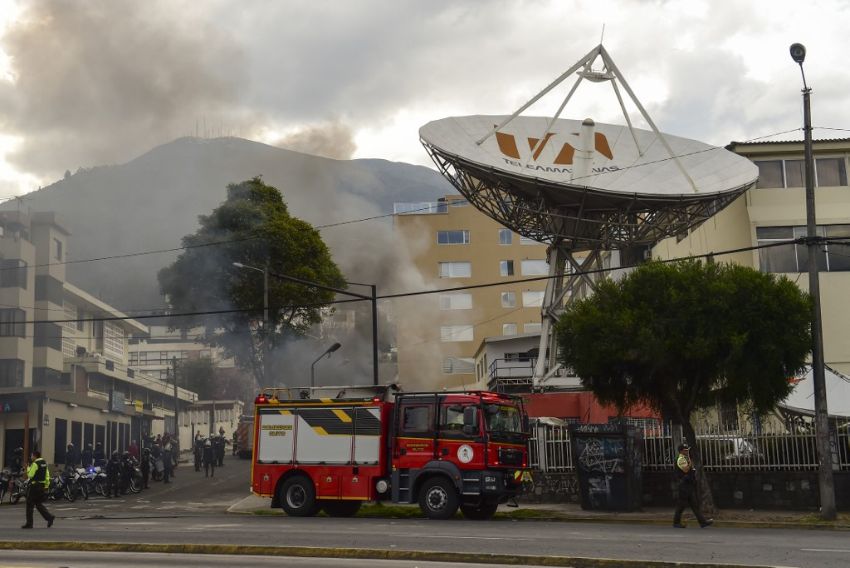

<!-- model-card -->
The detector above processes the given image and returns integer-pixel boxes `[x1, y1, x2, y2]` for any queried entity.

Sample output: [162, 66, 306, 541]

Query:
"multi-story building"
[393, 196, 548, 389]
[128, 325, 234, 382]
[653, 138, 850, 375]
[0, 211, 197, 468]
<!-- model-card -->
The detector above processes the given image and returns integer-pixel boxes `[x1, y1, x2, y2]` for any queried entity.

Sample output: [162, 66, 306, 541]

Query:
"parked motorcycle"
[8, 474, 27, 504]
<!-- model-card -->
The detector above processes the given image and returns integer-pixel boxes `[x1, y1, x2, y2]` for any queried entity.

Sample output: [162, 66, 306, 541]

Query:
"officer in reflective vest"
[672, 444, 712, 529]
[22, 450, 55, 529]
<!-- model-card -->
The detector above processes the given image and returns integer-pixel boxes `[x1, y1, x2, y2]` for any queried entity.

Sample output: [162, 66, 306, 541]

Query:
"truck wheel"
[461, 502, 498, 520]
[280, 476, 319, 517]
[418, 477, 459, 520]
[322, 500, 362, 517]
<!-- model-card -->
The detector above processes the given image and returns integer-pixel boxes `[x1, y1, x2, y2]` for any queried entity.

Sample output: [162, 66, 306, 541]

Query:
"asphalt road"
[1, 457, 849, 567]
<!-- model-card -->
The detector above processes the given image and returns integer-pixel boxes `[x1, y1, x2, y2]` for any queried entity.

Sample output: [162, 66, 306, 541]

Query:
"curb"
[0, 541, 778, 568]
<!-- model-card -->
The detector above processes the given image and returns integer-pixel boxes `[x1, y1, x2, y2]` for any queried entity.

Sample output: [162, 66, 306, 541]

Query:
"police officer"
[162, 437, 173, 483]
[140, 447, 151, 489]
[93, 442, 106, 468]
[22, 450, 54, 529]
[65, 443, 79, 471]
[202, 438, 216, 478]
[106, 451, 121, 498]
[81, 443, 93, 469]
[673, 444, 713, 528]
[215, 433, 225, 467]
[193, 433, 203, 472]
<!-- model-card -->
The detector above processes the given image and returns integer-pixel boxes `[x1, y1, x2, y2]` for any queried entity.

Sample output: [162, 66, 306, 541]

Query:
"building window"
[523, 322, 542, 333]
[54, 238, 63, 261]
[103, 322, 125, 360]
[0, 359, 24, 387]
[437, 230, 470, 245]
[438, 261, 471, 278]
[753, 158, 848, 189]
[0, 308, 25, 337]
[439, 293, 472, 310]
[501, 291, 516, 308]
[522, 290, 545, 307]
[756, 224, 850, 273]
[442, 357, 475, 374]
[498, 228, 512, 245]
[521, 260, 548, 276]
[34, 322, 62, 350]
[502, 323, 517, 336]
[499, 260, 514, 276]
[440, 325, 474, 342]
[0, 259, 27, 289]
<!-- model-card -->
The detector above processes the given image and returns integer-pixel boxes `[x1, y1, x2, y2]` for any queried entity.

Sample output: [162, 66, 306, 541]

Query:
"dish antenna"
[420, 44, 757, 389]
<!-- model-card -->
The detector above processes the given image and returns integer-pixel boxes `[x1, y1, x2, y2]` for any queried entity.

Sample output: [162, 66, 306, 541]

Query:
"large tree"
[555, 260, 812, 509]
[158, 177, 345, 388]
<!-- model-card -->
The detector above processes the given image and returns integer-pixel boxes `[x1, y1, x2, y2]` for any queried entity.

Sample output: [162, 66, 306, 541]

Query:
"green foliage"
[158, 177, 345, 385]
[555, 260, 812, 424]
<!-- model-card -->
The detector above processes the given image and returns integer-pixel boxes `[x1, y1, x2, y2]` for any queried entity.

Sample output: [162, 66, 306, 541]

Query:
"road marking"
[802, 548, 850, 553]
[414, 535, 534, 541]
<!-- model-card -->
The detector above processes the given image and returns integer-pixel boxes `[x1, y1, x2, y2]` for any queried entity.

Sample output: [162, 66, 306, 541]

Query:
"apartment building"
[393, 196, 548, 389]
[128, 325, 235, 382]
[653, 138, 850, 375]
[0, 211, 197, 468]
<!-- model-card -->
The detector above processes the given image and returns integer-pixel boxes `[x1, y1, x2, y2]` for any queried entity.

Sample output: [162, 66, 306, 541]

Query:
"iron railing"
[529, 418, 850, 473]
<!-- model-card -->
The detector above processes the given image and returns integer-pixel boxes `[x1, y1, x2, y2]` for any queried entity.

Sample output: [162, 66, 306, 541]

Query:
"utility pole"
[790, 42, 836, 520]
[172, 356, 179, 442]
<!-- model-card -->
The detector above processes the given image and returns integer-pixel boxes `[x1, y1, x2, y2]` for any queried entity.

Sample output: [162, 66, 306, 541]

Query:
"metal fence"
[529, 418, 850, 473]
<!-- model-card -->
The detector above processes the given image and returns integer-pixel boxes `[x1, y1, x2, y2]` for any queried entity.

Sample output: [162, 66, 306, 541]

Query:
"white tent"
[780, 365, 850, 417]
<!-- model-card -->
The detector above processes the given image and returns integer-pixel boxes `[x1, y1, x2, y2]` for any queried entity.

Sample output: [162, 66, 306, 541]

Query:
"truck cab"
[391, 391, 528, 519]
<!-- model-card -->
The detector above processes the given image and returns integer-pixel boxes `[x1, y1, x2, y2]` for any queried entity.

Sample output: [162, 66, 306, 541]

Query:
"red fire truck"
[250, 385, 529, 520]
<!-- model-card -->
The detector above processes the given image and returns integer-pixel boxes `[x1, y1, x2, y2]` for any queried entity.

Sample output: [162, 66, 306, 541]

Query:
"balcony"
[487, 357, 535, 393]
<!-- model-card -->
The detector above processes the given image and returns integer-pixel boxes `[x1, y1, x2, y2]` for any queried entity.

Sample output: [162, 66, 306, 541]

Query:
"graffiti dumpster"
[569, 422, 642, 511]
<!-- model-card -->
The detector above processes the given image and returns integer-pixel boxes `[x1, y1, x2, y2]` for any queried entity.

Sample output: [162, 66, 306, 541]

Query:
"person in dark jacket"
[673, 444, 713, 528]
[93, 443, 106, 468]
[140, 447, 151, 489]
[105, 452, 121, 498]
[194, 433, 203, 472]
[162, 438, 172, 484]
[202, 439, 216, 478]
[64, 443, 79, 471]
[22, 450, 54, 529]
[80, 443, 93, 468]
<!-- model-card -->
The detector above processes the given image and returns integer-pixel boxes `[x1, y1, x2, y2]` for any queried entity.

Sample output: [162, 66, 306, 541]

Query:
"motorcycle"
[48, 469, 74, 501]
[81, 465, 107, 497]
[0, 468, 9, 503]
[8, 473, 27, 504]
[70, 468, 89, 500]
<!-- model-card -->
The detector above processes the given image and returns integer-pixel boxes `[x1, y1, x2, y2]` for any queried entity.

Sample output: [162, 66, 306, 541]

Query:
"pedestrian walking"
[21, 450, 55, 529]
[202, 439, 216, 478]
[673, 444, 713, 528]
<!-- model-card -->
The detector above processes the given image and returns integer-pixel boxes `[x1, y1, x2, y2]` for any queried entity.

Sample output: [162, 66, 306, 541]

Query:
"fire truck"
[250, 385, 529, 520]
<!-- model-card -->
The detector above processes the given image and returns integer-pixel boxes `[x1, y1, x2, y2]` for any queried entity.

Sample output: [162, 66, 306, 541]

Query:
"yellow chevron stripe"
[320, 398, 333, 403]
[278, 410, 292, 415]
[312, 426, 328, 435]
[332, 409, 352, 423]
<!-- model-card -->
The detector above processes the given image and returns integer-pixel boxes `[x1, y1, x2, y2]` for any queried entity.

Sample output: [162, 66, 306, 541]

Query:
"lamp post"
[311, 342, 342, 388]
[790, 42, 836, 520]
[232, 262, 270, 387]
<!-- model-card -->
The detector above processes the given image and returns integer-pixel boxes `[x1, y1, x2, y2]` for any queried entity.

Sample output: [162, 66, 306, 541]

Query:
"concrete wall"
[522, 469, 850, 511]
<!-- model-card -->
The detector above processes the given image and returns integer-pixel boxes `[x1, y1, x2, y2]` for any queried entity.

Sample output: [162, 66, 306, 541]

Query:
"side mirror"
[462, 406, 478, 435]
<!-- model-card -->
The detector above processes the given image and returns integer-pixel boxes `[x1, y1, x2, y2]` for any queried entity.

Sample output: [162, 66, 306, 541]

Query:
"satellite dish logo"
[495, 130, 614, 165]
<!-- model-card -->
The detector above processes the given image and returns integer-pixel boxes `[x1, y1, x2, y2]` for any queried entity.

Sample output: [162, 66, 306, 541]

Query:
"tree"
[158, 177, 345, 388]
[555, 260, 812, 510]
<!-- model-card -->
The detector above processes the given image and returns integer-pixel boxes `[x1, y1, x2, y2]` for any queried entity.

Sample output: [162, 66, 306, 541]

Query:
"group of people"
[193, 427, 229, 478]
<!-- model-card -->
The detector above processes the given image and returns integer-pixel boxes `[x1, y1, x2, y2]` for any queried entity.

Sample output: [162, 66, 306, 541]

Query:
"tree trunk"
[681, 420, 716, 516]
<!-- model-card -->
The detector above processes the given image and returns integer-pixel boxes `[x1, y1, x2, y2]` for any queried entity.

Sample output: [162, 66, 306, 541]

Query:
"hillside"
[4, 137, 453, 311]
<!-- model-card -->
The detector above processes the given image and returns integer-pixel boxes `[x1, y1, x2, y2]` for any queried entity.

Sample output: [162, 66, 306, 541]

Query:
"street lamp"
[232, 262, 270, 387]
[790, 42, 836, 520]
[311, 342, 342, 388]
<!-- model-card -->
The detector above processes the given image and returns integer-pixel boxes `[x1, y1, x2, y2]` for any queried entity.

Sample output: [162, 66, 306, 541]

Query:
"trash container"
[569, 422, 642, 511]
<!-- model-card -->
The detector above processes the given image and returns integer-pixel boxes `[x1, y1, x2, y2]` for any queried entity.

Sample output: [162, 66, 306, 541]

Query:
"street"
[0, 457, 848, 567]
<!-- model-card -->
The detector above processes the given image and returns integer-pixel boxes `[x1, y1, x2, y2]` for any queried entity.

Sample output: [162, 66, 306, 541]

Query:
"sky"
[1, 0, 849, 197]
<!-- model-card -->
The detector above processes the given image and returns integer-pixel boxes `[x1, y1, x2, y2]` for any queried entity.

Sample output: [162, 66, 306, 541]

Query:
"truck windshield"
[484, 404, 523, 434]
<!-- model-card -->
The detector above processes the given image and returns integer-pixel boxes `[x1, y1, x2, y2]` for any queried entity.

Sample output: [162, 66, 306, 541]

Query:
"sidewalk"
[228, 495, 850, 530]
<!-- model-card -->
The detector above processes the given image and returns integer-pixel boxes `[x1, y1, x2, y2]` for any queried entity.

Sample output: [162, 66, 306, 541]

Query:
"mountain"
[4, 137, 454, 311]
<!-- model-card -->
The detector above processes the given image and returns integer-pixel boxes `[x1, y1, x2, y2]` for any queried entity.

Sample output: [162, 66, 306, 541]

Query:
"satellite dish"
[419, 44, 758, 388]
